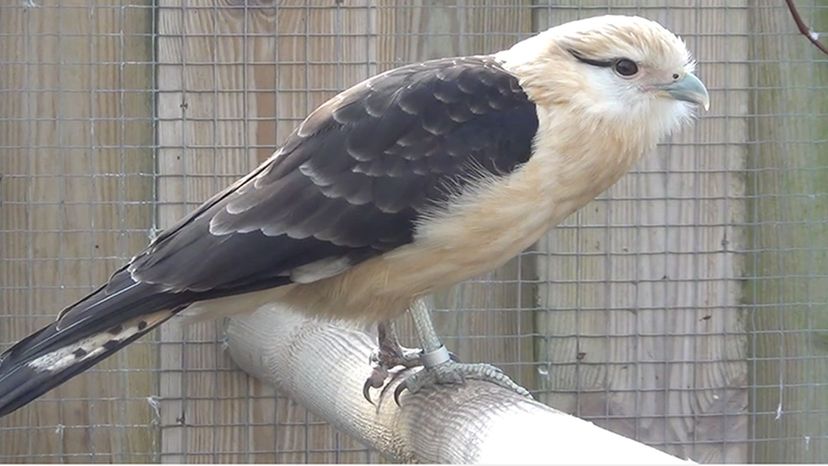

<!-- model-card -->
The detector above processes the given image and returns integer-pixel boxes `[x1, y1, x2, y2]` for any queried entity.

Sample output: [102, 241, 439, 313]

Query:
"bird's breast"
[281, 151, 572, 323]
[283, 103, 646, 323]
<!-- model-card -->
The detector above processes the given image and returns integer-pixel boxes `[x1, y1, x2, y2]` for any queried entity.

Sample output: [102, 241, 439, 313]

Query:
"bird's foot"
[393, 360, 531, 405]
[362, 343, 462, 403]
[362, 336, 422, 403]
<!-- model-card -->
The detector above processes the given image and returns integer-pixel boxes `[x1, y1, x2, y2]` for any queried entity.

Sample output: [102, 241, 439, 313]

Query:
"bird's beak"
[657, 73, 710, 111]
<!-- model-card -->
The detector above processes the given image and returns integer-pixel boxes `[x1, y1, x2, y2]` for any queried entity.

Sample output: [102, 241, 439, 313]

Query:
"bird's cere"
[656, 72, 710, 111]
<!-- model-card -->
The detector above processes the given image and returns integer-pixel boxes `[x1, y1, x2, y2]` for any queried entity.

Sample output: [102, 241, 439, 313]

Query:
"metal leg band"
[420, 345, 451, 368]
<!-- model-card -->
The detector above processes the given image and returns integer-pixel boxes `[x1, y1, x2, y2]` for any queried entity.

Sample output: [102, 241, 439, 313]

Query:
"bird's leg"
[373, 320, 422, 369]
[362, 299, 531, 404]
[408, 298, 452, 367]
[362, 320, 421, 402]
[393, 299, 532, 404]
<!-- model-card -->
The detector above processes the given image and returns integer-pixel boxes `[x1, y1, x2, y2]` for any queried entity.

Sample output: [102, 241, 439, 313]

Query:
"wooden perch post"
[225, 306, 690, 464]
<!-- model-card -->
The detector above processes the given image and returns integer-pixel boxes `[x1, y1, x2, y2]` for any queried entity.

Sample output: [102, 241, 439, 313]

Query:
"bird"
[0, 15, 709, 416]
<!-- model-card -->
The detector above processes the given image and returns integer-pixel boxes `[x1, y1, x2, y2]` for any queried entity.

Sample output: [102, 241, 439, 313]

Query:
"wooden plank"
[156, 1, 376, 462]
[747, 2, 828, 462]
[0, 0, 156, 462]
[377, 0, 538, 397]
[533, 2, 749, 463]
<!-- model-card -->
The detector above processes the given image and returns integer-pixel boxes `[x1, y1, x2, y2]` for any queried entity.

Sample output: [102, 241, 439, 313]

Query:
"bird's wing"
[0, 56, 539, 416]
[125, 56, 539, 298]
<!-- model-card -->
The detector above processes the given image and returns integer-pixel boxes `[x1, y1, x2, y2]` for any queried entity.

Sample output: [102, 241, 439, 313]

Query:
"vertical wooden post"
[378, 0, 538, 397]
[156, 1, 378, 462]
[747, 2, 828, 462]
[0, 0, 155, 462]
[155, 1, 538, 461]
[533, 2, 750, 462]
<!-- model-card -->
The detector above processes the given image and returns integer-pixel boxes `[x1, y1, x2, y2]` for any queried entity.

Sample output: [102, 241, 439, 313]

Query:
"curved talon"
[363, 380, 374, 404]
[363, 364, 393, 404]
[393, 381, 406, 406]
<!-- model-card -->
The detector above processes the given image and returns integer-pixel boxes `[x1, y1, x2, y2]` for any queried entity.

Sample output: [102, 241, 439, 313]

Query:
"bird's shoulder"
[127, 55, 539, 296]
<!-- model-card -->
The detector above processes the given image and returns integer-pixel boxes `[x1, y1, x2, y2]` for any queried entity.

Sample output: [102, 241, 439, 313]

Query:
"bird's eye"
[613, 59, 638, 77]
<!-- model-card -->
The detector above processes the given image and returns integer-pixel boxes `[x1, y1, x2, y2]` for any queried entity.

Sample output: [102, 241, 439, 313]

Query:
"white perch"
[225, 305, 691, 464]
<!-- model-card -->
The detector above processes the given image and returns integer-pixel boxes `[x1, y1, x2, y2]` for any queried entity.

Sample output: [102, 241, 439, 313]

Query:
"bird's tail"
[0, 270, 187, 417]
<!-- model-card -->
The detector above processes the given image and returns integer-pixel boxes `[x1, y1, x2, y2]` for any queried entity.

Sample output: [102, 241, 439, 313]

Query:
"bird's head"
[497, 15, 708, 145]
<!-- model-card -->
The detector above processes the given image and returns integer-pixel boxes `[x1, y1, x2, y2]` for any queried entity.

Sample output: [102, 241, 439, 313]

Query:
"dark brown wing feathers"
[129, 56, 539, 296]
[0, 57, 538, 417]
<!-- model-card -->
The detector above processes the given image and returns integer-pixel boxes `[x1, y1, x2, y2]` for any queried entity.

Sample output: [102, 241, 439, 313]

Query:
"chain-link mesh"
[0, 1, 826, 463]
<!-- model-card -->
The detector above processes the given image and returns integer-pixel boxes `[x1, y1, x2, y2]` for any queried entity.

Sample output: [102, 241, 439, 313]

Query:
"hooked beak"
[657, 73, 710, 111]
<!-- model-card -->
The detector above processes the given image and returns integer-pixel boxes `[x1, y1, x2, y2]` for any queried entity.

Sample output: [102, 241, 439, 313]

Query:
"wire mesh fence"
[0, 0, 825, 463]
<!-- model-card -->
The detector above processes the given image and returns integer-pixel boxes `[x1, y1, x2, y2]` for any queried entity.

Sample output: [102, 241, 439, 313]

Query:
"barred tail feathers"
[0, 272, 186, 417]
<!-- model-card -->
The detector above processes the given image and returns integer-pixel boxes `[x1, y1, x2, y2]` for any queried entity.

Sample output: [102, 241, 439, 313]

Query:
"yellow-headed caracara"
[0, 15, 708, 415]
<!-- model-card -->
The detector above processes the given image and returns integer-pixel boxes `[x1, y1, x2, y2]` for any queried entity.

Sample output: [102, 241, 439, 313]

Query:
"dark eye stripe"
[569, 49, 640, 77]
[568, 49, 613, 68]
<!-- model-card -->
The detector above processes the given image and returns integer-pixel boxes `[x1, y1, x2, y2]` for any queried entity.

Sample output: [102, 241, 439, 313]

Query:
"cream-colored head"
[497, 15, 708, 144]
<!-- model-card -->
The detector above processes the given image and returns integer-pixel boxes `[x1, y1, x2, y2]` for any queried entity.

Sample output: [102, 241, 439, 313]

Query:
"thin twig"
[784, 0, 828, 55]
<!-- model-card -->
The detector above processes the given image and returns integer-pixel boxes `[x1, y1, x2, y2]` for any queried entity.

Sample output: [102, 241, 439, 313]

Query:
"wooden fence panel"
[748, 2, 828, 462]
[533, 2, 749, 463]
[6, 2, 815, 464]
[0, 1, 155, 462]
[157, 1, 379, 462]
[375, 0, 538, 399]
[155, 1, 537, 461]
